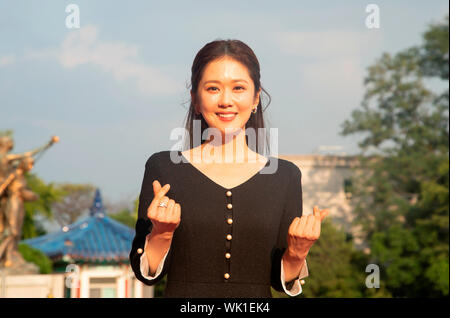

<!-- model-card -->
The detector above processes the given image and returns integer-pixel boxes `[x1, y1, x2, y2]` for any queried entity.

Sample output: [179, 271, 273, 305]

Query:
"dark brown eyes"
[207, 86, 245, 91]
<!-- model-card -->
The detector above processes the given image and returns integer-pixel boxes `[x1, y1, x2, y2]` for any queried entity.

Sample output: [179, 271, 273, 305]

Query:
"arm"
[145, 228, 173, 276]
[6, 136, 57, 162]
[282, 245, 307, 283]
[280, 258, 309, 296]
[129, 154, 174, 286]
[271, 163, 307, 295]
[140, 233, 170, 279]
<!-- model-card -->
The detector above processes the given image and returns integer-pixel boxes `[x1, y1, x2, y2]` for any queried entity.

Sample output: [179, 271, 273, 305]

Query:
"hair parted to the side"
[182, 38, 272, 155]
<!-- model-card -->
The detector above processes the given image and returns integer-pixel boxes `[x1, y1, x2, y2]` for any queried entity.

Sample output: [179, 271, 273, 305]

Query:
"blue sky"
[1, 1, 448, 204]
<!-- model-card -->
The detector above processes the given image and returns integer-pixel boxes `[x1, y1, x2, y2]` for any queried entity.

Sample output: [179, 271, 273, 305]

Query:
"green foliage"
[22, 172, 63, 239]
[109, 208, 137, 228]
[0, 130, 13, 137]
[18, 243, 53, 274]
[153, 276, 167, 298]
[52, 183, 95, 226]
[340, 15, 449, 297]
[272, 220, 391, 298]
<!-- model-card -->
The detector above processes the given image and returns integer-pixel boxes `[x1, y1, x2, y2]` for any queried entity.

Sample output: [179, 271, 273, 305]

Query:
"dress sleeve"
[129, 153, 173, 286]
[139, 233, 170, 279]
[280, 258, 309, 296]
[271, 163, 309, 294]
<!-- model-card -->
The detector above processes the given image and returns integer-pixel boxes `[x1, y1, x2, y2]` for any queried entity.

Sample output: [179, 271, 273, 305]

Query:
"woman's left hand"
[286, 206, 330, 260]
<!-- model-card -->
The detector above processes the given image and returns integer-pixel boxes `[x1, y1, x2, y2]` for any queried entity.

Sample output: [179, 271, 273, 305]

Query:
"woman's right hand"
[147, 180, 181, 238]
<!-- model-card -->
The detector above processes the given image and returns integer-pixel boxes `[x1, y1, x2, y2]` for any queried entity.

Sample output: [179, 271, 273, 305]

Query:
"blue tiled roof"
[22, 189, 135, 263]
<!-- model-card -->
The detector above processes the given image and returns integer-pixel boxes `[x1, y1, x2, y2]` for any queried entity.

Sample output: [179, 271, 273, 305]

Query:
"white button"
[224, 273, 230, 279]
[226, 191, 232, 197]
[227, 218, 233, 225]
[226, 234, 232, 240]
[227, 203, 233, 209]
[225, 253, 231, 259]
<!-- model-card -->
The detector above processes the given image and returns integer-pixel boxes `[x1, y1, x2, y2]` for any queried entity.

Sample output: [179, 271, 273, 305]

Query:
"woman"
[129, 39, 329, 298]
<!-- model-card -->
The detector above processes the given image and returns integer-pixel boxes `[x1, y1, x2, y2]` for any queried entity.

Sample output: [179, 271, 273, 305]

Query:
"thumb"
[320, 209, 330, 221]
[153, 180, 162, 196]
[313, 205, 320, 218]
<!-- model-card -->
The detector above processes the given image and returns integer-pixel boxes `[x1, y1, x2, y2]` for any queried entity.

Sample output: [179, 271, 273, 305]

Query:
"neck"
[200, 128, 257, 164]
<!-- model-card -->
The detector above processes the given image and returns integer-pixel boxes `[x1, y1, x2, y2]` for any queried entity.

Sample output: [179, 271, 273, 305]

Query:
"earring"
[252, 107, 257, 114]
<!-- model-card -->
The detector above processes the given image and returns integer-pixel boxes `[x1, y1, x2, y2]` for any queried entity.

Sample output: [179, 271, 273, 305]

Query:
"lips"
[216, 112, 237, 121]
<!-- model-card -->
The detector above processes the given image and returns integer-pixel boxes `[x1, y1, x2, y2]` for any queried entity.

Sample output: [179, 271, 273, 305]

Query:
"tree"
[18, 243, 53, 274]
[340, 15, 449, 297]
[51, 183, 95, 226]
[23, 173, 63, 238]
[109, 208, 136, 228]
[106, 197, 137, 228]
[271, 220, 391, 298]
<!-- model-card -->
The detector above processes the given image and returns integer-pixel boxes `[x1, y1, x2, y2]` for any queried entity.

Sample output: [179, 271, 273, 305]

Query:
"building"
[278, 153, 365, 248]
[21, 189, 153, 298]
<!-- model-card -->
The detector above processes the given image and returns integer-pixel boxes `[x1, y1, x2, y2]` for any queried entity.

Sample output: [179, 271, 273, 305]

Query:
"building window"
[89, 277, 117, 298]
[344, 178, 353, 200]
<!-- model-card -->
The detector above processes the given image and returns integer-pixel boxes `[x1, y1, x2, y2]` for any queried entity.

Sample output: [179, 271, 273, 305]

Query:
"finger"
[156, 184, 170, 199]
[165, 199, 176, 222]
[296, 215, 308, 235]
[320, 209, 330, 222]
[153, 180, 162, 196]
[149, 183, 171, 210]
[304, 215, 315, 239]
[174, 203, 181, 226]
[312, 218, 321, 238]
[288, 217, 300, 234]
[155, 196, 170, 219]
[313, 205, 320, 218]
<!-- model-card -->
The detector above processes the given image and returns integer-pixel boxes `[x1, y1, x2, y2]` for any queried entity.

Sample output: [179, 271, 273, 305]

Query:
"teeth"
[218, 113, 236, 118]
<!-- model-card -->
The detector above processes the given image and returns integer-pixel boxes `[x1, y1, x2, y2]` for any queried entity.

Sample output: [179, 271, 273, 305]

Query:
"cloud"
[22, 25, 180, 96]
[0, 55, 15, 67]
[271, 29, 381, 109]
[273, 29, 378, 59]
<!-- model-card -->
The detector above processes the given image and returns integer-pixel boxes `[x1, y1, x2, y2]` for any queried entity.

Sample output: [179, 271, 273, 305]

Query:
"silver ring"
[158, 202, 168, 208]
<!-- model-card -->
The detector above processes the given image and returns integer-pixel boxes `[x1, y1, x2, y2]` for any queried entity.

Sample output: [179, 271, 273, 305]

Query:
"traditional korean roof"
[22, 189, 135, 263]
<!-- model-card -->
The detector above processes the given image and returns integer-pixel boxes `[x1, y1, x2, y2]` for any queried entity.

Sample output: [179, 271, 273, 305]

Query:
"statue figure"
[0, 135, 59, 270]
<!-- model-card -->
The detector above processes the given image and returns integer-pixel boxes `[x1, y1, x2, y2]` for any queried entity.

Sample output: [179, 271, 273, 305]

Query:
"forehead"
[201, 57, 251, 81]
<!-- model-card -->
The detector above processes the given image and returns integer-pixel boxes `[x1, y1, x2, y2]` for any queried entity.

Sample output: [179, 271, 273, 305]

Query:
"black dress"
[129, 150, 304, 298]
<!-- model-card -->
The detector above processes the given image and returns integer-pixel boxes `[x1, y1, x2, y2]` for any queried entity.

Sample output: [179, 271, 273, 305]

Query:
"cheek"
[197, 91, 256, 113]
[197, 93, 218, 109]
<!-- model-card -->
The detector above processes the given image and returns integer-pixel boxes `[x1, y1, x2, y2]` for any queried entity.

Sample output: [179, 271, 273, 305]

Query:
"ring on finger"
[158, 202, 168, 208]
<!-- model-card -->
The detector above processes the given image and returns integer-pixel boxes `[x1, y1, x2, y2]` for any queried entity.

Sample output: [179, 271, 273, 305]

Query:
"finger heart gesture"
[147, 180, 181, 237]
[286, 205, 330, 259]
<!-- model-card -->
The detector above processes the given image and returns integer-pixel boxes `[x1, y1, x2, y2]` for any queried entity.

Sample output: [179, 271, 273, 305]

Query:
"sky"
[1, 0, 448, 205]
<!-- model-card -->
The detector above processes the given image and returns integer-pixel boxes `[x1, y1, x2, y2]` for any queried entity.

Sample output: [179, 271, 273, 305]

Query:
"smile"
[216, 113, 237, 121]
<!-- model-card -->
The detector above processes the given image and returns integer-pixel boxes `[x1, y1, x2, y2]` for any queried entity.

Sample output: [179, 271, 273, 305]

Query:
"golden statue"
[0, 135, 59, 271]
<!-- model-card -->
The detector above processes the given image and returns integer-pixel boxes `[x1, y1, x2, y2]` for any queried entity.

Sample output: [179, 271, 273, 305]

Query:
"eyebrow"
[203, 79, 248, 84]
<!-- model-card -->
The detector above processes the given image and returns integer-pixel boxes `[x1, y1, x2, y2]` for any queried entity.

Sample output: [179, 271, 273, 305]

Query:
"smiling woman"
[184, 39, 271, 154]
[129, 39, 329, 298]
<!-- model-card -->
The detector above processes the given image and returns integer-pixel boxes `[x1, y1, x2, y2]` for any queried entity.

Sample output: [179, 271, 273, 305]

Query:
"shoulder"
[273, 157, 302, 179]
[144, 150, 174, 169]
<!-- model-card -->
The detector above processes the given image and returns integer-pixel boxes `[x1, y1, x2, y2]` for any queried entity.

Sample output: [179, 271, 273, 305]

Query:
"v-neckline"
[178, 150, 271, 191]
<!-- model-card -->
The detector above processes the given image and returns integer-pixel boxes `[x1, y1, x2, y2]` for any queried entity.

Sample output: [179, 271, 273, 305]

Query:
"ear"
[253, 88, 261, 108]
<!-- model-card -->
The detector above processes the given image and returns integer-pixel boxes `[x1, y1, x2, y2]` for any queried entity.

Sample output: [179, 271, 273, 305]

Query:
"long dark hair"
[182, 39, 272, 155]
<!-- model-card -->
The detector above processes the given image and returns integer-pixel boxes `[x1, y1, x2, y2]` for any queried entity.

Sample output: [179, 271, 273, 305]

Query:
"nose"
[219, 87, 233, 107]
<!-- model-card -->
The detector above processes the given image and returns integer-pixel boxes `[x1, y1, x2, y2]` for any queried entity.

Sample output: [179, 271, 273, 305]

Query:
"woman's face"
[192, 57, 261, 137]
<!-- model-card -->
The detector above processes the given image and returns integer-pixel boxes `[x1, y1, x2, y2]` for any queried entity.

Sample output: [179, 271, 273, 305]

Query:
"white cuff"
[280, 258, 309, 296]
[139, 233, 170, 279]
